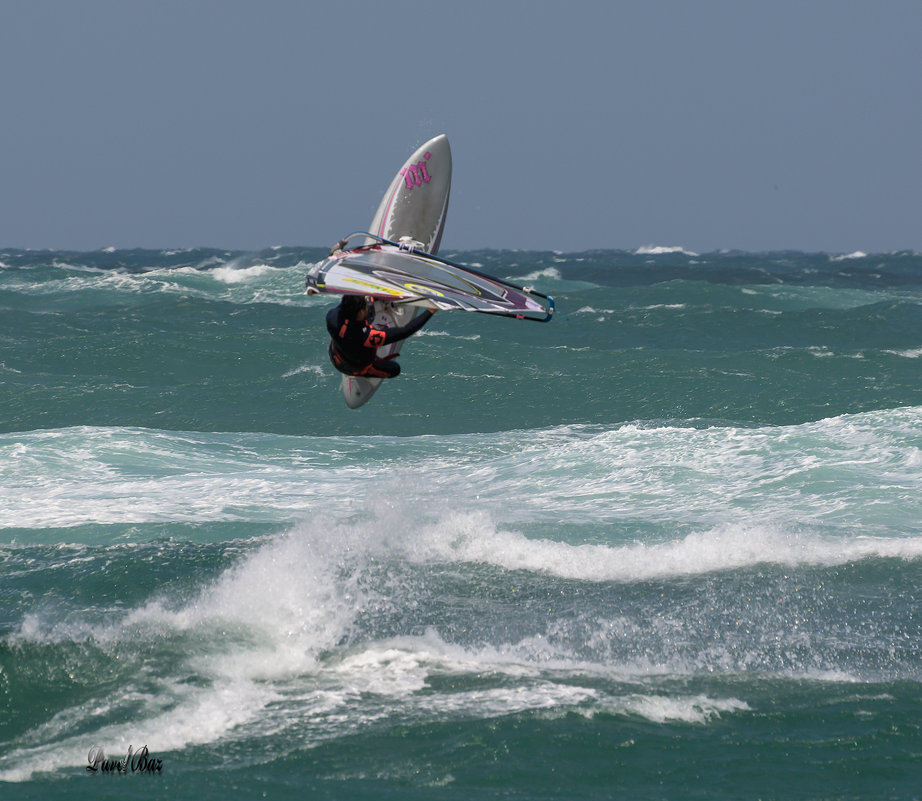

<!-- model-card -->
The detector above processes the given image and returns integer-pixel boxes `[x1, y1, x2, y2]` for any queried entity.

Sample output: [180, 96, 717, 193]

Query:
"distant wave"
[407, 512, 922, 581]
[211, 262, 277, 284]
[635, 245, 699, 257]
[512, 267, 562, 282]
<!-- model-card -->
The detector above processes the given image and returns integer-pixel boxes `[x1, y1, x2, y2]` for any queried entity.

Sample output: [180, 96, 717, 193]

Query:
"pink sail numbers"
[400, 151, 433, 189]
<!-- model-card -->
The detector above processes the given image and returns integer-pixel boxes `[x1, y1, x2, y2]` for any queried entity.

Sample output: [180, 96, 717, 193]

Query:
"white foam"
[334, 647, 432, 696]
[211, 263, 274, 284]
[282, 363, 327, 378]
[635, 245, 699, 257]
[0, 678, 276, 782]
[2, 257, 303, 307]
[422, 683, 596, 717]
[514, 267, 562, 282]
[418, 330, 481, 340]
[7, 407, 922, 542]
[0, 518, 372, 781]
[8, 497, 883, 783]
[322, 634, 644, 722]
[575, 305, 615, 314]
[129, 520, 364, 675]
[403, 512, 922, 581]
[885, 347, 922, 359]
[0, 427, 364, 529]
[592, 693, 750, 724]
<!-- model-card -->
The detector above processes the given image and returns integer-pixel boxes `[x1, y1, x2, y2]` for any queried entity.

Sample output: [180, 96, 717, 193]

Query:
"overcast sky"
[2, 0, 919, 253]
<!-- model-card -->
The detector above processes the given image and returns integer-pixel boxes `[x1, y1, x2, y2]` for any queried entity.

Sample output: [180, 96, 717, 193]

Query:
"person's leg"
[359, 359, 401, 379]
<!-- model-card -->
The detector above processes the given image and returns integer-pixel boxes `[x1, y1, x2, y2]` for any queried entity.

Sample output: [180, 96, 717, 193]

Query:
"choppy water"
[2, 246, 921, 799]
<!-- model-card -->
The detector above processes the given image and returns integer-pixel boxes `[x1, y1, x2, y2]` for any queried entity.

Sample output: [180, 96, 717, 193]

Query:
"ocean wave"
[281, 363, 329, 378]
[4, 487, 917, 784]
[510, 266, 562, 282]
[635, 245, 699, 257]
[884, 347, 922, 359]
[5, 245, 922, 790]
[211, 263, 277, 284]
[0, 258, 305, 306]
[587, 693, 751, 724]
[4, 406, 922, 538]
[405, 512, 922, 580]
[0, 516, 763, 782]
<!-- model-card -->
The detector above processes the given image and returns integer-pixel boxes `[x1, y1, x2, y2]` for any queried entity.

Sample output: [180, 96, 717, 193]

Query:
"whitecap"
[884, 347, 922, 359]
[592, 693, 750, 724]
[635, 245, 699, 257]
[513, 267, 563, 282]
[282, 363, 327, 378]
[211, 263, 274, 284]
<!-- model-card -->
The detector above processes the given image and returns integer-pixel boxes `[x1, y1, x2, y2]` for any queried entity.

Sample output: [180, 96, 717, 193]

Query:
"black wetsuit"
[326, 305, 434, 378]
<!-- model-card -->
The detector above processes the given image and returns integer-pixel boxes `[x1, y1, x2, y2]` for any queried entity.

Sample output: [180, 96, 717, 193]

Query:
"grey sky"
[2, 0, 919, 253]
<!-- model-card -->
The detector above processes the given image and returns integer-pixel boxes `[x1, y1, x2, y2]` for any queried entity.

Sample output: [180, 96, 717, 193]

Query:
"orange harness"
[328, 340, 399, 378]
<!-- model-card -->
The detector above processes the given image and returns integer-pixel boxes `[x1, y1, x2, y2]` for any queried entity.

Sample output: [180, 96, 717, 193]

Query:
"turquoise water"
[2, 246, 922, 799]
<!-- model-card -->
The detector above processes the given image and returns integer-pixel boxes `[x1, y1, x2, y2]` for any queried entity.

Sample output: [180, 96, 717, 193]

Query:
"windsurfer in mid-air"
[326, 294, 435, 379]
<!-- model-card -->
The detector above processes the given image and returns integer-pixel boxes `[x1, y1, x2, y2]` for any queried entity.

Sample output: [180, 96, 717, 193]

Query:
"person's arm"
[385, 308, 434, 343]
[365, 309, 434, 347]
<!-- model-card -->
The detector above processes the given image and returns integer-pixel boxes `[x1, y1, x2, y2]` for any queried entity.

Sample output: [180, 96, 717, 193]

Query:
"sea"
[1, 244, 921, 800]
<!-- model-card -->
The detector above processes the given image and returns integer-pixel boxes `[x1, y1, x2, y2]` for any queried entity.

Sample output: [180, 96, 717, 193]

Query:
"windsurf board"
[341, 134, 452, 409]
